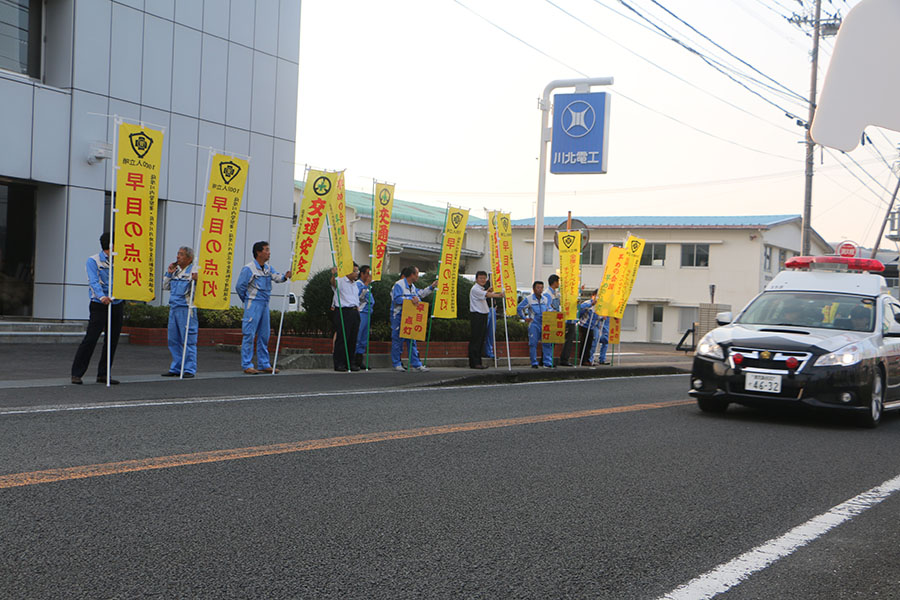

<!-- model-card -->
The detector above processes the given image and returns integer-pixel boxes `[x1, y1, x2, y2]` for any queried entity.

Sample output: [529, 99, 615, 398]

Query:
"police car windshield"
[736, 292, 875, 332]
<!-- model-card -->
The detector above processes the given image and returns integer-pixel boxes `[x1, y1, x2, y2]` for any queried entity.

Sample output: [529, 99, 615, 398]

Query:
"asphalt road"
[3, 375, 900, 599]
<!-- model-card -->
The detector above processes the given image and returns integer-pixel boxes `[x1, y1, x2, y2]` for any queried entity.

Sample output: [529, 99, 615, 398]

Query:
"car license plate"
[745, 373, 782, 394]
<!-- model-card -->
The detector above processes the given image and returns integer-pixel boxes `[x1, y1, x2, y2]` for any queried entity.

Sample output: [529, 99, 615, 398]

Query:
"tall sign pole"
[801, 0, 823, 256]
[532, 77, 613, 283]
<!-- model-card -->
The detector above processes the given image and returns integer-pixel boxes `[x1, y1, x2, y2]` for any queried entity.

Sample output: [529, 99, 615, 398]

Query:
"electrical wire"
[544, 0, 802, 137]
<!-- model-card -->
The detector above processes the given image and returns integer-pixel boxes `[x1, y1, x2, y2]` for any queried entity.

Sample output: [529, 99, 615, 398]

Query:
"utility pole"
[801, 0, 822, 256]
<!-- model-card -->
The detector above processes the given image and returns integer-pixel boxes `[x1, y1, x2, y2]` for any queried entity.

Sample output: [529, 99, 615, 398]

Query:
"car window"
[736, 292, 875, 332]
[883, 299, 894, 336]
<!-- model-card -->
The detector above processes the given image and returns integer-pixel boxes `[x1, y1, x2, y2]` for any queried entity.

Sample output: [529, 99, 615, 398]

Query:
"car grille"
[728, 347, 813, 374]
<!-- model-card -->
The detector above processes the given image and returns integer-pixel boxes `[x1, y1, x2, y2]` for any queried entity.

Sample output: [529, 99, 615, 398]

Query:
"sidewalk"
[1, 341, 693, 390]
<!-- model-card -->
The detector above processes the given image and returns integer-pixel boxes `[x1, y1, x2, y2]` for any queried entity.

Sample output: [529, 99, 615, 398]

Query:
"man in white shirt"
[330, 263, 361, 372]
[468, 271, 504, 369]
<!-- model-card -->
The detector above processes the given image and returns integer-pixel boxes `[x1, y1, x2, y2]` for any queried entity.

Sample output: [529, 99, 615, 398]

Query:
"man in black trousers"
[70, 232, 124, 385]
[330, 263, 361, 372]
[468, 271, 504, 369]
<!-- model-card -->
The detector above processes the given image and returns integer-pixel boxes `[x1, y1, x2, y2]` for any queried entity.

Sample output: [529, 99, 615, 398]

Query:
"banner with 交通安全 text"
[432, 207, 469, 319]
[193, 154, 249, 310]
[399, 300, 429, 341]
[111, 122, 165, 302]
[293, 170, 339, 280]
[371, 183, 394, 282]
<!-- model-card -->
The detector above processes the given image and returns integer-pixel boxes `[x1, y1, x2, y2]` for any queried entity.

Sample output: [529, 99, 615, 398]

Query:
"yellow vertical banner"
[610, 235, 645, 318]
[194, 154, 249, 310]
[327, 171, 354, 277]
[497, 213, 519, 316]
[487, 211, 501, 302]
[542, 311, 566, 344]
[293, 170, 338, 280]
[558, 231, 582, 320]
[595, 246, 628, 317]
[371, 183, 394, 282]
[112, 122, 165, 301]
[608, 317, 621, 344]
[399, 300, 429, 341]
[433, 206, 469, 319]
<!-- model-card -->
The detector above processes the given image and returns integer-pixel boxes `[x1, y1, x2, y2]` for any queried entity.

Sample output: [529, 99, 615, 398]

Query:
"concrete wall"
[0, 0, 301, 319]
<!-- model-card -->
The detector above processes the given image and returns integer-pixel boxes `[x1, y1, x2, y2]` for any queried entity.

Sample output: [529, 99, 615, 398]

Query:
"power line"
[645, 0, 809, 103]
[449, 0, 801, 162]
[544, 0, 801, 137]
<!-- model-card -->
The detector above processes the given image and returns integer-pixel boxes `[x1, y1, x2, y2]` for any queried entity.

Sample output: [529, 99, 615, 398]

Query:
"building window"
[621, 304, 636, 330]
[0, 0, 42, 78]
[581, 242, 604, 265]
[763, 246, 772, 272]
[639, 243, 666, 266]
[778, 249, 788, 271]
[542, 241, 553, 265]
[681, 243, 709, 267]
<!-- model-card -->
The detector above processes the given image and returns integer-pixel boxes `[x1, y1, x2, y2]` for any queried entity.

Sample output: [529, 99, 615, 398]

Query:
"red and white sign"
[838, 241, 859, 257]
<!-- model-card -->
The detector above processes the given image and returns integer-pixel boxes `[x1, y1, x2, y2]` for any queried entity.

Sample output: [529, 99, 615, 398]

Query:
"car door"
[881, 299, 900, 398]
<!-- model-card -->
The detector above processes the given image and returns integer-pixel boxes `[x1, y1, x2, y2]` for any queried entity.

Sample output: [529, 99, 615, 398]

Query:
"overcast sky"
[295, 0, 899, 247]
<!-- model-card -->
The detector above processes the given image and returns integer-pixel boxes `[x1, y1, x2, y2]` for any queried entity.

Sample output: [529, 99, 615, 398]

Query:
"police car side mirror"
[716, 311, 733, 326]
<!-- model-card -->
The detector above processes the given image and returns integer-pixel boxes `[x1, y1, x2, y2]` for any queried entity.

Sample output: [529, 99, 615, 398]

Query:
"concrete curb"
[422, 365, 689, 387]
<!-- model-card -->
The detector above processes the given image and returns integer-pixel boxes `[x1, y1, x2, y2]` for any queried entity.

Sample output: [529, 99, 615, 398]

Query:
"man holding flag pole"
[235, 241, 291, 374]
[161, 246, 198, 378]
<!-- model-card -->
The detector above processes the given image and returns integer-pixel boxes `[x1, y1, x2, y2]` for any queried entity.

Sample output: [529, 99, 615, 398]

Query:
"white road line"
[0, 374, 684, 416]
[658, 471, 900, 600]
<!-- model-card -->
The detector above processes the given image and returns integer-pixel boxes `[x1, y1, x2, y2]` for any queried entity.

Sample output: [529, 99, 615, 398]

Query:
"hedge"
[120, 266, 529, 343]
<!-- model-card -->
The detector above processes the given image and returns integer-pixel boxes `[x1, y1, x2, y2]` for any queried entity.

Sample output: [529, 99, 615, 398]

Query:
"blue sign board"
[550, 92, 610, 174]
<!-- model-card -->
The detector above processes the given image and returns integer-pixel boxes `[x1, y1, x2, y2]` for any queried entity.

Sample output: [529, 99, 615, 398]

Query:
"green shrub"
[122, 302, 169, 328]
[196, 306, 243, 328]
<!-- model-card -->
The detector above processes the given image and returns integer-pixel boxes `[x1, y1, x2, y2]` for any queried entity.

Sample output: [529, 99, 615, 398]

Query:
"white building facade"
[0, 0, 300, 319]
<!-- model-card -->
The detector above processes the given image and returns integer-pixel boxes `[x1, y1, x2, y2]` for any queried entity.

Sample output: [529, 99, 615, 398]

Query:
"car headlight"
[814, 345, 862, 367]
[696, 332, 724, 360]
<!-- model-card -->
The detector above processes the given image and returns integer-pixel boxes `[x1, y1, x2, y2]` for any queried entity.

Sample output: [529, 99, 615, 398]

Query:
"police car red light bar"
[784, 256, 884, 272]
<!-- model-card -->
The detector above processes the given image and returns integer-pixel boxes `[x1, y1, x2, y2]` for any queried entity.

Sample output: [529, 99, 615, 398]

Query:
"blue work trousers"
[241, 301, 271, 369]
[528, 321, 553, 366]
[390, 311, 423, 368]
[356, 311, 370, 355]
[167, 306, 198, 374]
[483, 309, 495, 358]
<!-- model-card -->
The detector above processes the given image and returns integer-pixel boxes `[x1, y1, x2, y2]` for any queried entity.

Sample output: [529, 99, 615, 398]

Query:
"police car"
[689, 255, 900, 427]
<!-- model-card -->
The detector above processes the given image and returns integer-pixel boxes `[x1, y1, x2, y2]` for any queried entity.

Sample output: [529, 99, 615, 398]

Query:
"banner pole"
[579, 310, 593, 367]
[366, 178, 376, 370]
[326, 215, 351, 372]
[271, 164, 307, 375]
[490, 299, 497, 369]
[493, 211, 512, 371]
[425, 204, 451, 368]
[178, 149, 215, 379]
[106, 116, 121, 388]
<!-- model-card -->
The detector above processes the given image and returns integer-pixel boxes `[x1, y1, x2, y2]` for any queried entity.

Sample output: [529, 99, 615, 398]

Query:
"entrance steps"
[0, 321, 108, 344]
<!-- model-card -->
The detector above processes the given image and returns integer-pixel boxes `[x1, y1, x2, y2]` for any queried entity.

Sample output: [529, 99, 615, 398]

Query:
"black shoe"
[599, 361, 611, 365]
[97, 377, 120, 385]
[350, 366, 360, 372]
[71, 376, 82, 384]
[334, 366, 347, 372]
[559, 362, 574, 367]
[471, 364, 488, 370]
[182, 372, 195, 378]
[161, 371, 179, 377]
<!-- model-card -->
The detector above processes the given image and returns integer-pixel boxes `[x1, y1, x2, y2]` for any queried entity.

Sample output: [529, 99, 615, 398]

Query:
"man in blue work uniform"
[235, 241, 291, 374]
[161, 246, 198, 378]
[577, 294, 611, 366]
[517, 280, 553, 368]
[70, 232, 124, 385]
[391, 266, 437, 372]
[354, 265, 374, 370]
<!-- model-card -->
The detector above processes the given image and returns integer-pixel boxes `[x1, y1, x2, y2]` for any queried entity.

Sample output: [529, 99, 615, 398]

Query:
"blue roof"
[505, 215, 801, 228]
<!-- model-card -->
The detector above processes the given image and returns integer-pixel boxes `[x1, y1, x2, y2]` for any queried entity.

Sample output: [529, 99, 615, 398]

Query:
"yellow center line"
[0, 399, 693, 489]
